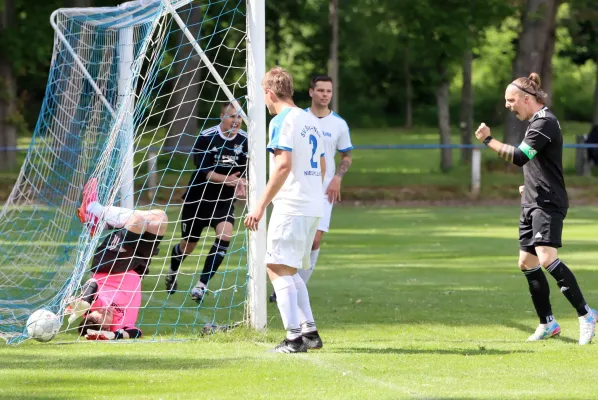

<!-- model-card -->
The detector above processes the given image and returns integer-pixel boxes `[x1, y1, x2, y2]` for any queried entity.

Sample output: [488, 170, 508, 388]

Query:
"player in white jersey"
[245, 66, 326, 353]
[269, 75, 353, 302]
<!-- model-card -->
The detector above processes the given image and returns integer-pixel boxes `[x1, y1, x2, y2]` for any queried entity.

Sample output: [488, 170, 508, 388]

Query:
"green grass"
[3, 205, 598, 399]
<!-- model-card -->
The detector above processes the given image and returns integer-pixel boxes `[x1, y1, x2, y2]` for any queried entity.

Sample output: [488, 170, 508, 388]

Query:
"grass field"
[2, 205, 598, 399]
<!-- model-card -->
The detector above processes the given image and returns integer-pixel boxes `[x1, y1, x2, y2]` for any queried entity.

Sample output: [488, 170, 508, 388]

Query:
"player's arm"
[336, 150, 353, 178]
[260, 149, 292, 205]
[244, 150, 291, 231]
[336, 123, 354, 179]
[327, 122, 353, 202]
[326, 151, 352, 203]
[206, 170, 240, 187]
[234, 140, 249, 198]
[245, 120, 293, 231]
[193, 134, 239, 186]
[474, 122, 551, 167]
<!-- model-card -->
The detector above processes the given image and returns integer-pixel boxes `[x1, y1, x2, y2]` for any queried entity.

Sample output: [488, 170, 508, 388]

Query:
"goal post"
[246, 0, 267, 331]
[0, 0, 267, 345]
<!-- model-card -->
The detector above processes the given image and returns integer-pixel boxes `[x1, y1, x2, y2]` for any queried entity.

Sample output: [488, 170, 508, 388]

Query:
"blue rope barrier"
[4, 143, 598, 152]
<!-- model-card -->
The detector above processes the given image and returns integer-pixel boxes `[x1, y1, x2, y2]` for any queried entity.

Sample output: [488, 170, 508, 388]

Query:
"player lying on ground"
[475, 72, 596, 345]
[166, 102, 247, 303]
[245, 67, 325, 353]
[66, 178, 167, 340]
[270, 75, 353, 302]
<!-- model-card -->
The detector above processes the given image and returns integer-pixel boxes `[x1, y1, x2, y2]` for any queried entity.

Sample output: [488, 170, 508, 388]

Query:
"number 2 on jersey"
[309, 134, 318, 168]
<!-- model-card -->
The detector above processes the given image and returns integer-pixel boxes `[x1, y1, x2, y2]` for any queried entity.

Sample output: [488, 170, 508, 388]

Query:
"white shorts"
[317, 197, 334, 232]
[266, 213, 320, 270]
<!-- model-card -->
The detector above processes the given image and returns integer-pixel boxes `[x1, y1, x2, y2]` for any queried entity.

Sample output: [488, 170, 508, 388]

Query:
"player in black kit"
[165, 102, 248, 303]
[474, 72, 596, 345]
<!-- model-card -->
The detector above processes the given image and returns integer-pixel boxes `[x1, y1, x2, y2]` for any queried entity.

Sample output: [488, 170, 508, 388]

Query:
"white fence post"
[471, 147, 481, 199]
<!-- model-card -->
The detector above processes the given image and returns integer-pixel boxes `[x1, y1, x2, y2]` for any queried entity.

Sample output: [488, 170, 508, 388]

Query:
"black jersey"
[183, 125, 248, 208]
[519, 107, 568, 209]
[90, 229, 162, 276]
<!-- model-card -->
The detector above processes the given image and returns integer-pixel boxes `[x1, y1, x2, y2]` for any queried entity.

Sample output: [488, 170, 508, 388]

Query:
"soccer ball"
[26, 309, 60, 342]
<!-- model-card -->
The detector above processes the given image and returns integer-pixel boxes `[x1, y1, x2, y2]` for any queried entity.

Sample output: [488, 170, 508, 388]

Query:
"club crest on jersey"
[107, 234, 126, 252]
[234, 144, 243, 155]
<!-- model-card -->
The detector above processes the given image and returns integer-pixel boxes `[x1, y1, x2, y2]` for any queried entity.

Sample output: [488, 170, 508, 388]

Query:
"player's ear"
[308, 88, 313, 97]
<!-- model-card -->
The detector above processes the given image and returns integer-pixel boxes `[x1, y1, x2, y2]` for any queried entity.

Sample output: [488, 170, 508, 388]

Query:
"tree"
[328, 0, 339, 112]
[166, 3, 203, 151]
[505, 0, 561, 145]
[460, 49, 474, 164]
[0, 0, 17, 170]
[403, 45, 413, 129]
[391, 0, 515, 171]
[561, 0, 598, 124]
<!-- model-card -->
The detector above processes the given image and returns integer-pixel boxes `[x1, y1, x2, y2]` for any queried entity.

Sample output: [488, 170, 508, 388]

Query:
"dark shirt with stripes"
[183, 125, 248, 208]
[520, 107, 568, 209]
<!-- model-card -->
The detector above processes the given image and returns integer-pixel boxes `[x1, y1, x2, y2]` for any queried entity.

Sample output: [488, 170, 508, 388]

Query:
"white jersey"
[306, 108, 353, 191]
[267, 107, 325, 217]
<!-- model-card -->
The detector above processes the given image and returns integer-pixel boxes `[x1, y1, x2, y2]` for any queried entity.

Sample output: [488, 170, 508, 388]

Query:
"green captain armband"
[518, 142, 537, 160]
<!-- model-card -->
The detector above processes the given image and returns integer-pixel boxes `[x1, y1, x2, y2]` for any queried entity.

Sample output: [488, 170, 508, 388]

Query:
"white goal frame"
[48, 0, 267, 331]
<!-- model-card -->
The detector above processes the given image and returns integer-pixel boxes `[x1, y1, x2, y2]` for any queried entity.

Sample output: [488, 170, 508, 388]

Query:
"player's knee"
[538, 257, 557, 269]
[535, 247, 558, 269]
[216, 232, 233, 242]
[181, 240, 197, 254]
[518, 258, 534, 271]
[151, 210, 168, 235]
[215, 222, 233, 242]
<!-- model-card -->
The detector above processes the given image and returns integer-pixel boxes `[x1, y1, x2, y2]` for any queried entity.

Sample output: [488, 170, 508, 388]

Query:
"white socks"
[87, 202, 134, 229]
[298, 249, 320, 284]
[271, 276, 301, 340]
[292, 274, 316, 333]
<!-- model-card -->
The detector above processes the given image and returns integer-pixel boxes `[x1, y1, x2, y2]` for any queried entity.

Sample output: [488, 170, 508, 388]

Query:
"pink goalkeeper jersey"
[90, 271, 142, 332]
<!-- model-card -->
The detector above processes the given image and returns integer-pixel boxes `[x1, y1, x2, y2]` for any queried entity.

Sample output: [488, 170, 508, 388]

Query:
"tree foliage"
[0, 0, 595, 136]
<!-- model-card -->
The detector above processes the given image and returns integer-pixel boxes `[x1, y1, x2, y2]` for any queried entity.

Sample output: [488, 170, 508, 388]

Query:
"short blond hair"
[263, 66, 294, 99]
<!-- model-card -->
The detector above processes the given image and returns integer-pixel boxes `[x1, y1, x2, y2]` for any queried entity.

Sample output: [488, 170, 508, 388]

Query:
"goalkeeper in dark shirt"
[475, 72, 596, 345]
[165, 102, 248, 303]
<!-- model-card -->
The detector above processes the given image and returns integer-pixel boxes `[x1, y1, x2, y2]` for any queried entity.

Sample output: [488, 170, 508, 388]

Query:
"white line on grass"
[256, 342, 416, 397]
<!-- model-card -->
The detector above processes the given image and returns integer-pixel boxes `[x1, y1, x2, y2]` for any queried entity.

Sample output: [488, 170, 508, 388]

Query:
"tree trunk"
[505, 0, 559, 144]
[460, 49, 474, 164]
[540, 0, 561, 108]
[437, 66, 452, 172]
[593, 60, 598, 125]
[166, 4, 202, 151]
[328, 0, 339, 112]
[404, 46, 413, 129]
[0, 0, 17, 170]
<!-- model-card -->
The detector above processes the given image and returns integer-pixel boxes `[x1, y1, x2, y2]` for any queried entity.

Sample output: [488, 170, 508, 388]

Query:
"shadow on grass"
[0, 351, 244, 372]
[330, 346, 532, 356]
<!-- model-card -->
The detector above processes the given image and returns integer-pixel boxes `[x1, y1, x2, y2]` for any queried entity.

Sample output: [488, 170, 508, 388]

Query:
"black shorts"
[519, 206, 567, 255]
[180, 201, 235, 242]
[91, 229, 162, 276]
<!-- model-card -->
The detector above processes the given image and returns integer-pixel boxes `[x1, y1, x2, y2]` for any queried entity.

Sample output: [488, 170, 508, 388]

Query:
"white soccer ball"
[26, 309, 60, 342]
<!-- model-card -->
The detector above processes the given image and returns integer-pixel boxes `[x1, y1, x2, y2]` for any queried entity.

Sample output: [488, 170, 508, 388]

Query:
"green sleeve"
[518, 141, 537, 160]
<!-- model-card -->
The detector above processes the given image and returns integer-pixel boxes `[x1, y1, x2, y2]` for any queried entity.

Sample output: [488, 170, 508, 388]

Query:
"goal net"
[0, 0, 266, 345]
